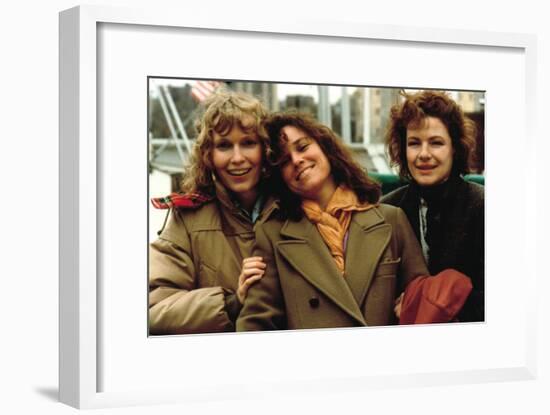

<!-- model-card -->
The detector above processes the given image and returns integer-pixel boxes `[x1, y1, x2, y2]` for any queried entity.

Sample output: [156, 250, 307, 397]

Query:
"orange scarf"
[302, 186, 373, 274]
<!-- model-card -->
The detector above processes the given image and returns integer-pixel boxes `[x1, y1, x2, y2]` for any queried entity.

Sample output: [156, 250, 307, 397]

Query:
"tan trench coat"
[237, 204, 428, 331]
[149, 185, 264, 335]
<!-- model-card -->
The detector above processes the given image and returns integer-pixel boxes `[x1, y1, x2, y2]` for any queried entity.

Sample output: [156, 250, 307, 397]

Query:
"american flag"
[191, 80, 222, 102]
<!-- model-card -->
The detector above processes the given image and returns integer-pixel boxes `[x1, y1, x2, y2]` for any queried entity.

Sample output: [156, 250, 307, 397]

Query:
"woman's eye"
[215, 141, 232, 150]
[242, 139, 259, 147]
[407, 141, 420, 147]
[431, 141, 444, 146]
[297, 144, 309, 152]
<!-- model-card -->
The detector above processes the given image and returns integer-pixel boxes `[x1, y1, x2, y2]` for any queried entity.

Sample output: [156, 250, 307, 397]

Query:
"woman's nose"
[230, 146, 245, 163]
[418, 143, 431, 160]
[290, 151, 303, 165]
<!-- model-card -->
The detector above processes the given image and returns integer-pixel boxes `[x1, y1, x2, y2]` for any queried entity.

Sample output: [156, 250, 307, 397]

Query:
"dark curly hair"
[385, 90, 477, 180]
[266, 111, 381, 220]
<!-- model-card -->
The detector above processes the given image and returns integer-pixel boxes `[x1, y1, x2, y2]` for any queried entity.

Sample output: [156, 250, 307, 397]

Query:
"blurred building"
[351, 88, 400, 145]
[232, 81, 279, 111]
[283, 95, 316, 114]
[456, 91, 484, 113]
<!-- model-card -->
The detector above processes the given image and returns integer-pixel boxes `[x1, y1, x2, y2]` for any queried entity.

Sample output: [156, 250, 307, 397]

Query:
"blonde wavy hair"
[181, 88, 270, 194]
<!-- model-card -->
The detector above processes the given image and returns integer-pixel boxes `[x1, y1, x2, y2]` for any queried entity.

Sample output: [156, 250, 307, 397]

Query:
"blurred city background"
[148, 78, 485, 239]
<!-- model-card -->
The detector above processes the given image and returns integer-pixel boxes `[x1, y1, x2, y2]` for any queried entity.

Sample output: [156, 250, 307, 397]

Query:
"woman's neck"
[416, 174, 460, 205]
[315, 176, 338, 211]
[235, 189, 260, 213]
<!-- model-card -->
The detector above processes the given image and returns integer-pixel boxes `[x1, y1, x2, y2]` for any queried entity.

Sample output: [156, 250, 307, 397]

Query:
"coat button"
[309, 297, 320, 308]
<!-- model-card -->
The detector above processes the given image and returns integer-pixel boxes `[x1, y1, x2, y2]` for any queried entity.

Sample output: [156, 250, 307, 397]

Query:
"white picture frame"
[59, 4, 538, 409]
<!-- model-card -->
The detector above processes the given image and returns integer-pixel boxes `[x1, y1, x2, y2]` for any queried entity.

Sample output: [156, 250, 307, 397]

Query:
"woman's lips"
[416, 165, 437, 171]
[296, 165, 313, 181]
[227, 168, 252, 177]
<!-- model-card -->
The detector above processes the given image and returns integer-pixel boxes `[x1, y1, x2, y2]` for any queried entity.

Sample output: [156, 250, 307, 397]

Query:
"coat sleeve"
[394, 207, 429, 292]
[148, 210, 234, 334]
[236, 222, 287, 331]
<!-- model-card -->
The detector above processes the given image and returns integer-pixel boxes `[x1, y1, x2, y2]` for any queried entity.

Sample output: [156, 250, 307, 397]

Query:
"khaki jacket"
[149, 184, 266, 335]
[237, 204, 428, 331]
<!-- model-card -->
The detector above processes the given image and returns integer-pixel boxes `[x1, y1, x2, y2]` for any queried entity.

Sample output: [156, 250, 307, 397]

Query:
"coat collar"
[214, 181, 271, 235]
[276, 207, 391, 325]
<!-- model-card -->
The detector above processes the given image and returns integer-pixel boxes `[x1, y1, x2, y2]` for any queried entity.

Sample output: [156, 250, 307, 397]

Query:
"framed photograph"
[60, 4, 538, 409]
[147, 78, 486, 335]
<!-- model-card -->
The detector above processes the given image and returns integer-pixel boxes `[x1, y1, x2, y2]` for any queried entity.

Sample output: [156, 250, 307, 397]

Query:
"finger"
[242, 261, 266, 271]
[240, 273, 264, 285]
[243, 261, 266, 271]
[242, 275, 263, 292]
[242, 256, 263, 264]
[242, 266, 266, 275]
[245, 274, 263, 285]
[239, 274, 264, 299]
[240, 272, 264, 285]
[394, 293, 404, 305]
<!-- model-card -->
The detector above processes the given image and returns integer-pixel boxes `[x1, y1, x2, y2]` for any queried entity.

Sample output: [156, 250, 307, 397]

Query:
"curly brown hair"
[385, 90, 477, 180]
[181, 88, 270, 195]
[266, 111, 381, 220]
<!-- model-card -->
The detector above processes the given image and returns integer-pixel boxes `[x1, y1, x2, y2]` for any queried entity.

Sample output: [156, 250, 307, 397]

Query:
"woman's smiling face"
[279, 125, 336, 207]
[211, 122, 262, 206]
[406, 116, 454, 187]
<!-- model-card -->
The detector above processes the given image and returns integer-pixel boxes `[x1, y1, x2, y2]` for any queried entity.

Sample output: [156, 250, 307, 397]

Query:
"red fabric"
[399, 269, 473, 325]
[150, 192, 213, 210]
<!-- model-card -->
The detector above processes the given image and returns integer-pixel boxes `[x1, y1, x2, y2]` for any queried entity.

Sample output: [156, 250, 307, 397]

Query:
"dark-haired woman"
[236, 112, 428, 331]
[382, 90, 484, 322]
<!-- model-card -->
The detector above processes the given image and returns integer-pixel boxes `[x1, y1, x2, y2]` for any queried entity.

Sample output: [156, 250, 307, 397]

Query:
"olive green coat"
[237, 204, 428, 331]
[149, 185, 265, 335]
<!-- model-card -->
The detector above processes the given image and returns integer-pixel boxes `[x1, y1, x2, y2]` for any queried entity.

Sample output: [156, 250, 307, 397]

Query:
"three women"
[150, 87, 484, 333]
[382, 90, 484, 322]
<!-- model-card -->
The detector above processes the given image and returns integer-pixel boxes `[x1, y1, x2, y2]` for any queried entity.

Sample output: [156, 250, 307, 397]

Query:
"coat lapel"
[344, 208, 392, 307]
[276, 216, 367, 325]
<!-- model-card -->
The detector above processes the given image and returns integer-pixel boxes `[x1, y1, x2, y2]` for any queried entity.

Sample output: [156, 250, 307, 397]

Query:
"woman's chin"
[413, 175, 439, 187]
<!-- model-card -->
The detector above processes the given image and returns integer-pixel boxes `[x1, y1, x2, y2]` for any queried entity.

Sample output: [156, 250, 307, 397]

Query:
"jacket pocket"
[376, 257, 401, 277]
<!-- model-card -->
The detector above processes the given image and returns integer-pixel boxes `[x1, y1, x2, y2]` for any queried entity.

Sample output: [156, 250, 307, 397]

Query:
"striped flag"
[191, 80, 222, 102]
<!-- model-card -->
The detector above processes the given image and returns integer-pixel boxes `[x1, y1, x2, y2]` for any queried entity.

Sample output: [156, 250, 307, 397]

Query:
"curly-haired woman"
[237, 112, 428, 331]
[149, 89, 272, 334]
[382, 90, 484, 322]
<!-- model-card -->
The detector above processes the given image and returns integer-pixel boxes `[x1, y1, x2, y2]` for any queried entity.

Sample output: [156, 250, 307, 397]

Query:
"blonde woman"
[149, 89, 271, 334]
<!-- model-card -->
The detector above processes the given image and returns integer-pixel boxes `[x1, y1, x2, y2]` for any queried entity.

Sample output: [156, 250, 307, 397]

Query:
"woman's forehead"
[406, 116, 448, 134]
[239, 114, 256, 129]
[213, 114, 256, 135]
[280, 125, 310, 143]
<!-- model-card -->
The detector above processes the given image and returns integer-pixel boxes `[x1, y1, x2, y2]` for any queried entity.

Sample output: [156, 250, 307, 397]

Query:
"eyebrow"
[214, 134, 256, 142]
[406, 135, 446, 141]
[287, 136, 312, 149]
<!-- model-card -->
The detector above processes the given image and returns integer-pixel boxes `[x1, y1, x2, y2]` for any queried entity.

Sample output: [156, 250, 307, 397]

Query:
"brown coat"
[237, 204, 428, 331]
[149, 185, 265, 335]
